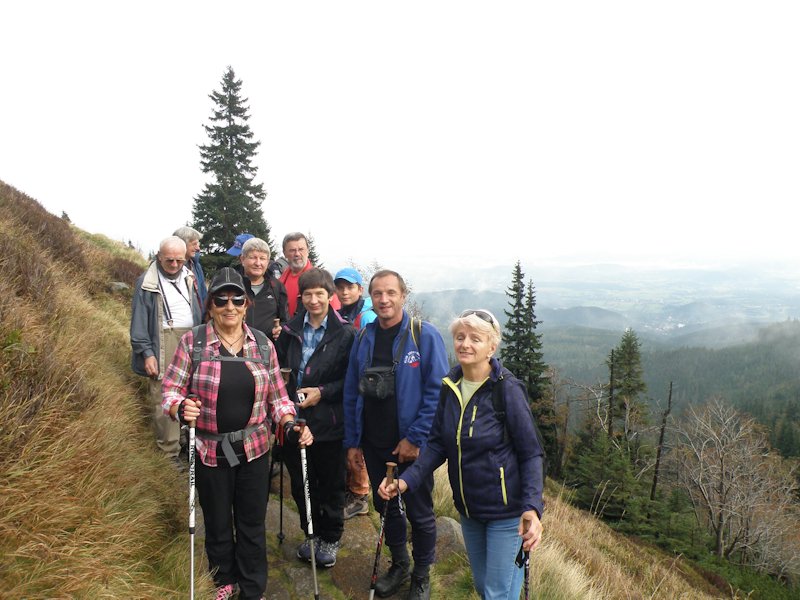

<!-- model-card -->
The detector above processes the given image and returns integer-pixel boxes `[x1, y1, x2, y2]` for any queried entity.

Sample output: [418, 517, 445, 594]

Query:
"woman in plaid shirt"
[163, 267, 313, 600]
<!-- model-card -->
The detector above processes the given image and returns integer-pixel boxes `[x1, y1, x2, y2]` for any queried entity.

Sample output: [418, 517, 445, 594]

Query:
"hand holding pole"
[186, 394, 198, 600]
[369, 462, 397, 600]
[522, 517, 531, 600]
[296, 419, 320, 600]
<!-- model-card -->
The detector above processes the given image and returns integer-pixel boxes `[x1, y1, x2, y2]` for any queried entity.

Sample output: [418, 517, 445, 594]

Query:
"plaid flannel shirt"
[162, 322, 295, 467]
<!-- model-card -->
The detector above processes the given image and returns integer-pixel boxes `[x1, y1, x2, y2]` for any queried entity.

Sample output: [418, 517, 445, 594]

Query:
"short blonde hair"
[448, 309, 501, 346]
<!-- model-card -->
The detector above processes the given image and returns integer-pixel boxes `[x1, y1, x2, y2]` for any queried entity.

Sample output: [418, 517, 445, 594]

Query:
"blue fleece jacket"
[343, 311, 448, 450]
[401, 358, 545, 520]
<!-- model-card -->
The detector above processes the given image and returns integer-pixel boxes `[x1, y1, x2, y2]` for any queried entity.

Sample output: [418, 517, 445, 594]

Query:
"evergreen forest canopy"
[484, 261, 800, 596]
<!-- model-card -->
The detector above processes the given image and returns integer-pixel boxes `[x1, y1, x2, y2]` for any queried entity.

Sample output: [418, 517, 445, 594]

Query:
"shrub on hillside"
[0, 182, 87, 274]
[109, 256, 145, 286]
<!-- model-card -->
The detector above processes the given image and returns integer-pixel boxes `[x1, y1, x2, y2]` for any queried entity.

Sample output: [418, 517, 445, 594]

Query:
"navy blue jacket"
[401, 358, 545, 520]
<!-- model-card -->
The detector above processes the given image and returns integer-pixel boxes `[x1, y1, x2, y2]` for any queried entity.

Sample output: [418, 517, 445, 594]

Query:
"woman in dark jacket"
[237, 237, 289, 341]
[275, 268, 356, 569]
[379, 309, 544, 600]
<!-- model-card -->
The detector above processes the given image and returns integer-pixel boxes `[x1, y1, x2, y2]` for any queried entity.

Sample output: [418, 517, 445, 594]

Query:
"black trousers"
[283, 439, 346, 542]
[363, 443, 437, 567]
[196, 452, 269, 600]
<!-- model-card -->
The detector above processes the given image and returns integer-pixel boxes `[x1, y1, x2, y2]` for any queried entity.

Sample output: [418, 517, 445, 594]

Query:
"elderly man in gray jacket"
[130, 236, 203, 464]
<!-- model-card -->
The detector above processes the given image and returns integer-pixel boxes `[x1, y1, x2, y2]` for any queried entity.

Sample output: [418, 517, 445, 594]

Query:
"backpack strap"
[410, 317, 422, 347]
[189, 324, 273, 393]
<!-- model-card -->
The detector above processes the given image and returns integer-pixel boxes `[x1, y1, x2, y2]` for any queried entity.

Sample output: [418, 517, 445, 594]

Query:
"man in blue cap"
[334, 267, 377, 519]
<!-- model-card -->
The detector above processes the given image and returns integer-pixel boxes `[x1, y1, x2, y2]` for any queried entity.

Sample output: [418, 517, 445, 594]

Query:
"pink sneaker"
[215, 583, 236, 600]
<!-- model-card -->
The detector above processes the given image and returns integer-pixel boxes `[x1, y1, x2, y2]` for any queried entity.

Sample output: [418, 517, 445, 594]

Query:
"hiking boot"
[296, 536, 318, 562]
[406, 573, 430, 600]
[214, 583, 237, 600]
[316, 539, 341, 567]
[343, 492, 369, 519]
[375, 560, 410, 597]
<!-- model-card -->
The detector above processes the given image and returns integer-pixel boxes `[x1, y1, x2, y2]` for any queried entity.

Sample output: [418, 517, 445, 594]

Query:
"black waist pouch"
[358, 366, 396, 400]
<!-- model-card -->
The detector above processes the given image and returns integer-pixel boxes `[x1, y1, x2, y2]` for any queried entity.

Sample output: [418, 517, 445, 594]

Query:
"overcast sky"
[2, 1, 798, 281]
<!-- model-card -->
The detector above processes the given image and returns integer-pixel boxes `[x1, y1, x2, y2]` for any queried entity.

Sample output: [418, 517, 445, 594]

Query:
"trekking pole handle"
[185, 393, 199, 428]
[385, 461, 396, 486]
[296, 418, 307, 449]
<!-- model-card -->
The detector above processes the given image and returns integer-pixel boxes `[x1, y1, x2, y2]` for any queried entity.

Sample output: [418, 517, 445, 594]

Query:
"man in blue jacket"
[343, 270, 448, 600]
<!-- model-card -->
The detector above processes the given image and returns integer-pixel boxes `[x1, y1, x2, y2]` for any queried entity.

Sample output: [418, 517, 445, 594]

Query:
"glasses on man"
[162, 258, 186, 264]
[212, 294, 247, 307]
[459, 309, 498, 330]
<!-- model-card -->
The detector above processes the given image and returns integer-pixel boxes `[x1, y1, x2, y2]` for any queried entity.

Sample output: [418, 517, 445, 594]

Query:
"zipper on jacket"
[500, 466, 508, 505]
[468, 405, 477, 437]
[445, 377, 471, 519]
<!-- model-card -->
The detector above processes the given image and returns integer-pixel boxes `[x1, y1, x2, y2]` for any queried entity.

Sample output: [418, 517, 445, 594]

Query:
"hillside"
[0, 180, 732, 598]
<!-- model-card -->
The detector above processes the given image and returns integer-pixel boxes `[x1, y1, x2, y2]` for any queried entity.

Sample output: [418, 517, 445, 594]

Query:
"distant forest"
[544, 320, 800, 458]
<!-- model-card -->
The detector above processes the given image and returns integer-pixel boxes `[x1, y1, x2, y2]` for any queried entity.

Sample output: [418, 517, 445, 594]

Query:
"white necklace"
[215, 328, 244, 353]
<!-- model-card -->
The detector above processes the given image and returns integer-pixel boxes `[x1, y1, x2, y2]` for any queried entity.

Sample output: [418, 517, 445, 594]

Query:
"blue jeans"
[460, 515, 524, 600]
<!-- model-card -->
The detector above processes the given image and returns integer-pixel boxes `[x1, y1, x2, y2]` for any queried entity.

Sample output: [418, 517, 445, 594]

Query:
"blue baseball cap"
[334, 267, 363, 286]
[226, 233, 254, 256]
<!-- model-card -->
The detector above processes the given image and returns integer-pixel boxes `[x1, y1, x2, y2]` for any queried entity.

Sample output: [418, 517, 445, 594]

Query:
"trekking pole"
[268, 431, 285, 544]
[276, 367, 292, 545]
[369, 462, 397, 600]
[186, 395, 198, 600]
[296, 418, 319, 600]
[522, 517, 532, 600]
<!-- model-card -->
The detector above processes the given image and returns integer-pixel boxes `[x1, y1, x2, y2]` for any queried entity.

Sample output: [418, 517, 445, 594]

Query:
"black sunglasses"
[212, 294, 247, 307]
[459, 309, 498, 329]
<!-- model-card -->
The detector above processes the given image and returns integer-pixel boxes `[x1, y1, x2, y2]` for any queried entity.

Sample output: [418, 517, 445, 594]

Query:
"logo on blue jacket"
[404, 351, 421, 368]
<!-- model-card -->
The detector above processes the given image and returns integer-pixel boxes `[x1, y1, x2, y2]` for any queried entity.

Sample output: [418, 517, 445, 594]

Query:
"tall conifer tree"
[306, 231, 323, 269]
[192, 66, 276, 272]
[500, 261, 528, 376]
[501, 262, 555, 471]
[609, 328, 649, 448]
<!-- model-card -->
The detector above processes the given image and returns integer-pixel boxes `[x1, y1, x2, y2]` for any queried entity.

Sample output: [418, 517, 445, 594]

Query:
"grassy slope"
[432, 471, 725, 599]
[0, 182, 214, 598]
[0, 180, 728, 599]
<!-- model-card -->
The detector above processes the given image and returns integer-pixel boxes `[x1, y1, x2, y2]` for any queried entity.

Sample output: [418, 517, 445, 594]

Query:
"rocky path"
[193, 463, 467, 600]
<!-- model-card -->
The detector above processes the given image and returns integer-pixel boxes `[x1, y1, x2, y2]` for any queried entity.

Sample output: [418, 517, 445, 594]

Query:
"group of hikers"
[129, 227, 545, 600]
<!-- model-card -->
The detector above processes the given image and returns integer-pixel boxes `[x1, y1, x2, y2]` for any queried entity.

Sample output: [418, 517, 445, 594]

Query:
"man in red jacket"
[279, 232, 340, 317]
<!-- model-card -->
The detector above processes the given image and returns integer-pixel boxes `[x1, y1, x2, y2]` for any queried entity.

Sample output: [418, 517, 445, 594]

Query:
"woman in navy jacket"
[379, 309, 544, 600]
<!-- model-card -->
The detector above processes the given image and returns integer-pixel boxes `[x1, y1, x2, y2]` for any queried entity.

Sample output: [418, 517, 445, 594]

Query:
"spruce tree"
[501, 262, 556, 473]
[191, 66, 276, 272]
[307, 232, 323, 269]
[500, 261, 528, 376]
[610, 328, 649, 448]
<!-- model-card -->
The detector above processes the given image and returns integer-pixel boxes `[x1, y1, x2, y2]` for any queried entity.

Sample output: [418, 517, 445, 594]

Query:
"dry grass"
[0, 182, 213, 598]
[0, 180, 733, 599]
[431, 464, 726, 599]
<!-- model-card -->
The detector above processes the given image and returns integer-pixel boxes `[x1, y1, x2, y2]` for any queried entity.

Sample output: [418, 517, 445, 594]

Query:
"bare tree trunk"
[607, 349, 614, 439]
[650, 381, 672, 501]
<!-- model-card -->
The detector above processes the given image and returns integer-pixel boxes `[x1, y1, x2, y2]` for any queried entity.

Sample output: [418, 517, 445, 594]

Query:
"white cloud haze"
[1, 1, 798, 282]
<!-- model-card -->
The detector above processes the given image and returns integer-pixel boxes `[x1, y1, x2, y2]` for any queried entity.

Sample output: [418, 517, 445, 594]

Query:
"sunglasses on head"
[460, 309, 498, 329]
[212, 294, 247, 307]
